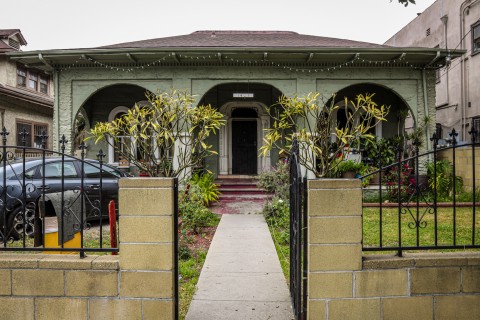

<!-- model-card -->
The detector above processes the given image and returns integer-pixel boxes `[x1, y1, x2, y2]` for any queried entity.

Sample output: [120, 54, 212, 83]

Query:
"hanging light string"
[55, 51, 426, 73]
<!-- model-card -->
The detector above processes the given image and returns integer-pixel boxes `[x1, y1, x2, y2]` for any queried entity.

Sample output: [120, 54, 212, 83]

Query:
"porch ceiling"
[8, 47, 463, 72]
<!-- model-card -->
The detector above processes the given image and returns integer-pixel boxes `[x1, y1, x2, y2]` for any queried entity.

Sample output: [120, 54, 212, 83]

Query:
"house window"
[16, 121, 48, 148]
[435, 123, 443, 139]
[28, 72, 38, 90]
[473, 118, 480, 143]
[473, 22, 480, 54]
[16, 66, 49, 94]
[17, 68, 26, 87]
[39, 76, 48, 94]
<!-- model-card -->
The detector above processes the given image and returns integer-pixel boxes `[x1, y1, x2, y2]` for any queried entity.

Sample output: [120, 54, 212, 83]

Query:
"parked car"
[0, 157, 128, 240]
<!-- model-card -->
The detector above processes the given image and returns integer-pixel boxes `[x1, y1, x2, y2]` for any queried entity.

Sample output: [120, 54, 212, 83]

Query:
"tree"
[396, 0, 415, 6]
[259, 92, 389, 178]
[89, 89, 225, 179]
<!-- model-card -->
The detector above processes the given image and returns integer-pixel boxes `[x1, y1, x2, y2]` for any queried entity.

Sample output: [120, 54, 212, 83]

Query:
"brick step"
[217, 193, 272, 201]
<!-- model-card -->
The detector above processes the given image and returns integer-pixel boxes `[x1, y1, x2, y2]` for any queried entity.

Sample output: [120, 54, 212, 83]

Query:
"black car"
[0, 157, 128, 240]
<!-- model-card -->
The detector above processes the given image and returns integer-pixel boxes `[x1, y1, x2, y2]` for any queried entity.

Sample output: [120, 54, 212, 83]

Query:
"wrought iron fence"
[0, 128, 122, 257]
[361, 128, 479, 256]
[289, 139, 307, 320]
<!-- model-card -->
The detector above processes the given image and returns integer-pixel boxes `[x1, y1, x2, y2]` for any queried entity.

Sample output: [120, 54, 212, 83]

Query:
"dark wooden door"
[232, 121, 257, 175]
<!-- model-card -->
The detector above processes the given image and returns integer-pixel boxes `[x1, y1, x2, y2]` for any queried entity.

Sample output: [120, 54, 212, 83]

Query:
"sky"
[2, 0, 437, 51]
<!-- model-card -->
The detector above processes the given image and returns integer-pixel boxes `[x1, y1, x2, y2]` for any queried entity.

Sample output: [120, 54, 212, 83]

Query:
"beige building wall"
[386, 0, 480, 142]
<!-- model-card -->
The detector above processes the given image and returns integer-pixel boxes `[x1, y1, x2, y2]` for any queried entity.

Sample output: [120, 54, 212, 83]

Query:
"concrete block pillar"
[307, 179, 363, 320]
[118, 177, 175, 319]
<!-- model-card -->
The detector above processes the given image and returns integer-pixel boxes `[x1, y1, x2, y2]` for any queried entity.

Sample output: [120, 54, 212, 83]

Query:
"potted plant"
[336, 160, 365, 179]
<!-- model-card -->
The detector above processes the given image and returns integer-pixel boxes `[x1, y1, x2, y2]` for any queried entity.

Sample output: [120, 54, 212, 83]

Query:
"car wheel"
[7, 206, 35, 240]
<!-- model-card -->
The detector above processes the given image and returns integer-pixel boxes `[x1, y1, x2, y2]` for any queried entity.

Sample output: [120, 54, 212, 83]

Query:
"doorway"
[232, 120, 257, 175]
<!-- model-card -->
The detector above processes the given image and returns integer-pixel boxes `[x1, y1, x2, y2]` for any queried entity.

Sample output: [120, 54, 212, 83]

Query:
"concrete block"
[308, 179, 361, 189]
[120, 243, 172, 271]
[120, 216, 173, 243]
[309, 245, 362, 271]
[410, 267, 460, 294]
[92, 255, 120, 270]
[120, 271, 172, 298]
[434, 295, 480, 320]
[12, 269, 64, 296]
[119, 188, 173, 216]
[35, 298, 87, 320]
[0, 297, 34, 320]
[143, 300, 174, 320]
[66, 270, 118, 297]
[89, 299, 142, 320]
[119, 178, 174, 188]
[309, 272, 352, 299]
[0, 269, 11, 295]
[461, 266, 480, 293]
[308, 189, 362, 216]
[307, 300, 326, 320]
[382, 296, 433, 320]
[355, 269, 407, 297]
[309, 217, 361, 244]
[0, 254, 39, 268]
[38, 255, 95, 269]
[328, 298, 380, 320]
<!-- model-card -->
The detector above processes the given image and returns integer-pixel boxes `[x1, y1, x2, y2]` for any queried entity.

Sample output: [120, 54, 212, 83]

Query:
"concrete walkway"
[186, 214, 293, 320]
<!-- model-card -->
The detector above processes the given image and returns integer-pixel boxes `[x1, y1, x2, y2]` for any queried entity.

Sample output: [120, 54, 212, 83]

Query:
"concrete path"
[186, 214, 293, 320]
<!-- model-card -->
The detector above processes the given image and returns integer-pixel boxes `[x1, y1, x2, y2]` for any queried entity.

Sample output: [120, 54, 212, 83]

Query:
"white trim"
[218, 101, 270, 175]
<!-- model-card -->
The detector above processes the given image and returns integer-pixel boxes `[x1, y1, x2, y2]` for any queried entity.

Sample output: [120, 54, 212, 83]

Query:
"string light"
[56, 51, 425, 73]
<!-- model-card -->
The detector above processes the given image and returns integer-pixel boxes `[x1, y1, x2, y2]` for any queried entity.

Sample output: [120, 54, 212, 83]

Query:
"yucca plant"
[189, 173, 220, 206]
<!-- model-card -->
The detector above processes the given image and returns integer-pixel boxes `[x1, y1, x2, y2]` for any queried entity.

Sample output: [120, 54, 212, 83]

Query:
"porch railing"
[361, 128, 479, 256]
[0, 128, 120, 257]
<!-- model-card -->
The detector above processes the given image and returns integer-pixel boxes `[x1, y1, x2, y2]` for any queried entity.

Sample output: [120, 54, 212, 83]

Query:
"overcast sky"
[3, 0, 436, 51]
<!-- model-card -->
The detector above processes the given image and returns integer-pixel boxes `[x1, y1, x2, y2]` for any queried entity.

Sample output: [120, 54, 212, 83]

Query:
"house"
[385, 0, 480, 143]
[0, 29, 53, 153]
[8, 31, 456, 178]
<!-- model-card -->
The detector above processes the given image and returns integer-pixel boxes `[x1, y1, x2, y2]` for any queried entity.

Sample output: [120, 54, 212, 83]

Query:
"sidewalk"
[186, 214, 293, 320]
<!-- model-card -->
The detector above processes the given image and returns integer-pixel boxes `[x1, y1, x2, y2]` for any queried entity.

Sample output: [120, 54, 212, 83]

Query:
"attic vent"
[426, 28, 431, 37]
[8, 38, 20, 50]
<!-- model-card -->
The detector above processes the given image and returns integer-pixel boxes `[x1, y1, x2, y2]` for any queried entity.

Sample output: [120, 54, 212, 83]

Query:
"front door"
[232, 120, 257, 175]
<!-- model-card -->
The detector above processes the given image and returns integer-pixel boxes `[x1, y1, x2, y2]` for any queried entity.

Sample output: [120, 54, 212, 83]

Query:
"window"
[17, 68, 26, 87]
[41, 162, 77, 178]
[16, 66, 49, 94]
[28, 72, 38, 90]
[16, 121, 48, 148]
[473, 118, 480, 143]
[435, 123, 443, 139]
[84, 163, 121, 179]
[473, 22, 480, 54]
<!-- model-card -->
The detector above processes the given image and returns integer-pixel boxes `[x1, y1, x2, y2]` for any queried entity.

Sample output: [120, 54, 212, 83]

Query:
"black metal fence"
[289, 139, 307, 320]
[0, 128, 121, 257]
[361, 128, 479, 256]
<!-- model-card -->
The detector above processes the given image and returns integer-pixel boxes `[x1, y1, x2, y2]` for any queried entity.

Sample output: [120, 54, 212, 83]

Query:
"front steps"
[210, 175, 272, 214]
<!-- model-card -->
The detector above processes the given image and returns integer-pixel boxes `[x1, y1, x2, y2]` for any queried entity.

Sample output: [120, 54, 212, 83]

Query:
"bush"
[425, 160, 463, 200]
[189, 173, 220, 206]
[180, 184, 218, 234]
[257, 160, 289, 199]
[383, 163, 415, 201]
[263, 196, 289, 230]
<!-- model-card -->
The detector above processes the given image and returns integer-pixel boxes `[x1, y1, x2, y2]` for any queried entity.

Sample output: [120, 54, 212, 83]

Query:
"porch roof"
[7, 31, 463, 72]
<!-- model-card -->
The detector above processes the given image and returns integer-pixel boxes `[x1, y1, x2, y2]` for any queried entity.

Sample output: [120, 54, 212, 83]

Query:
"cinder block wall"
[438, 148, 480, 191]
[307, 179, 480, 320]
[0, 177, 175, 320]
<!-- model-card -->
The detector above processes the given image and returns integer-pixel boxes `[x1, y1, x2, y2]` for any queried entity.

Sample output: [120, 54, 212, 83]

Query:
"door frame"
[218, 101, 270, 175]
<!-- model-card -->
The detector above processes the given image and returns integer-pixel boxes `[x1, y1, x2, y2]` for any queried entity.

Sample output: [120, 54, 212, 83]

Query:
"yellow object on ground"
[44, 227, 81, 254]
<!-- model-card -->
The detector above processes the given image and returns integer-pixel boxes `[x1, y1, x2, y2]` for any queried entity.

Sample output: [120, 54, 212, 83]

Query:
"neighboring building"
[386, 0, 480, 143]
[9, 31, 455, 177]
[0, 29, 53, 153]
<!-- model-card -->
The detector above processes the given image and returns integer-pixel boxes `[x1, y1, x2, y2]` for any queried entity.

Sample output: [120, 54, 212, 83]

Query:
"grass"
[179, 249, 207, 319]
[267, 224, 290, 283]
[363, 206, 480, 252]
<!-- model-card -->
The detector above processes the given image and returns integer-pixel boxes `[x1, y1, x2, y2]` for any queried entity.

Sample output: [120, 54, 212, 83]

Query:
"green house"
[9, 31, 456, 178]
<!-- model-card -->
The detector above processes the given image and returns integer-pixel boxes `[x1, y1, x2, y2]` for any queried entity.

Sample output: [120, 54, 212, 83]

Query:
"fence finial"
[60, 134, 68, 152]
[19, 127, 29, 146]
[97, 149, 106, 162]
[449, 129, 458, 146]
[469, 126, 478, 143]
[39, 130, 49, 149]
[0, 127, 9, 145]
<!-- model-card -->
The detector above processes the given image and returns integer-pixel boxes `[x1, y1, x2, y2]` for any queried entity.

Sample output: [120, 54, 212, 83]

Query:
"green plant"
[89, 89, 225, 180]
[425, 160, 463, 200]
[260, 92, 388, 178]
[383, 163, 415, 201]
[257, 160, 289, 199]
[336, 159, 364, 175]
[179, 184, 219, 234]
[263, 196, 290, 229]
[189, 173, 220, 206]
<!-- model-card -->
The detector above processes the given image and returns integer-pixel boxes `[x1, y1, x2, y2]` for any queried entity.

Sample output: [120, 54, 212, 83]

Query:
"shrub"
[179, 184, 218, 234]
[425, 160, 463, 200]
[383, 163, 415, 201]
[257, 160, 289, 199]
[189, 173, 220, 206]
[263, 196, 289, 230]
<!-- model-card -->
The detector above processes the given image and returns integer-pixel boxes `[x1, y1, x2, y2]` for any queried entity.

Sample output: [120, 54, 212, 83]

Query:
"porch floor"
[185, 214, 293, 319]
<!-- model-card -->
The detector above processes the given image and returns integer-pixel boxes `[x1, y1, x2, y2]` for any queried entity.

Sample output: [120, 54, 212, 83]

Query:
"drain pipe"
[422, 51, 441, 151]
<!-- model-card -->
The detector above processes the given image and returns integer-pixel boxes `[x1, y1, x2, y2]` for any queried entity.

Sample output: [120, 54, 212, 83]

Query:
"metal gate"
[289, 139, 307, 320]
